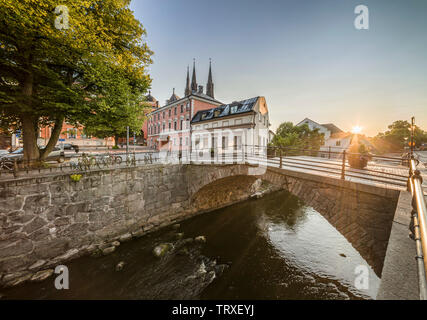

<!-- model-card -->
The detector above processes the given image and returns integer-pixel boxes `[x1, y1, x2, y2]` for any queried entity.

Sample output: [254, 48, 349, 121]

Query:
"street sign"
[59, 139, 65, 142]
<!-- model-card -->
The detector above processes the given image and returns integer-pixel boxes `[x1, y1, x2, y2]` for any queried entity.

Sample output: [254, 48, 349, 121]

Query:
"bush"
[112, 145, 119, 150]
[347, 143, 371, 169]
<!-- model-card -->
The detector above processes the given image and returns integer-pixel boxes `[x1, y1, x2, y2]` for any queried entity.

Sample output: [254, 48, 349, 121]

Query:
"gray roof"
[320, 123, 343, 134]
[191, 97, 259, 124]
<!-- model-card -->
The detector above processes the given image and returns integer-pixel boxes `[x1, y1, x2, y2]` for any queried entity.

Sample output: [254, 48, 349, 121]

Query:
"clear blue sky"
[130, 0, 427, 136]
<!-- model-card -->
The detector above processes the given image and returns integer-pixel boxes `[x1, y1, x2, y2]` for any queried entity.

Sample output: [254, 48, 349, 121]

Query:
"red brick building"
[147, 60, 222, 151]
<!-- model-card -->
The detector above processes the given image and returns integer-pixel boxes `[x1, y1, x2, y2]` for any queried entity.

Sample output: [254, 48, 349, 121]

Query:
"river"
[1, 190, 379, 300]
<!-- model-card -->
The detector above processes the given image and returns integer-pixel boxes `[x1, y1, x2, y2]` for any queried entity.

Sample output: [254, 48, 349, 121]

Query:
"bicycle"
[126, 153, 136, 166]
[0, 158, 14, 171]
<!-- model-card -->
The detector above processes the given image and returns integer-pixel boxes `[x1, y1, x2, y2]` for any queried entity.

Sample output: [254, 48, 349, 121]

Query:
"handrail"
[409, 158, 427, 299]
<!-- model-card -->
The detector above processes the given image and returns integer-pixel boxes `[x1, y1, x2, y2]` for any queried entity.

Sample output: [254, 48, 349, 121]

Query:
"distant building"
[296, 118, 350, 157]
[190, 96, 270, 154]
[146, 60, 223, 151]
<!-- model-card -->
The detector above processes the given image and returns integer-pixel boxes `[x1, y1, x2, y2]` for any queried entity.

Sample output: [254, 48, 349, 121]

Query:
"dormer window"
[231, 106, 238, 114]
[214, 110, 221, 117]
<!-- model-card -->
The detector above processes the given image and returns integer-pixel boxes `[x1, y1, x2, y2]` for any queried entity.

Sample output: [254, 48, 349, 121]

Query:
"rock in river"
[194, 236, 206, 243]
[153, 243, 173, 258]
[115, 261, 126, 272]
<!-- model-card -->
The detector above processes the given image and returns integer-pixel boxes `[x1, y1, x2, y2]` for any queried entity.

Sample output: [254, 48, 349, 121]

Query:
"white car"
[0, 150, 10, 157]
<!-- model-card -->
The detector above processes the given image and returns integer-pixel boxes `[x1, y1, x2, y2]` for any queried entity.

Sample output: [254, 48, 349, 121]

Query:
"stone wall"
[0, 164, 193, 286]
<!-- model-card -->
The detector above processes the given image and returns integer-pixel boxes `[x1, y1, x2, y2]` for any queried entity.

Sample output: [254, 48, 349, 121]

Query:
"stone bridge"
[0, 163, 415, 298]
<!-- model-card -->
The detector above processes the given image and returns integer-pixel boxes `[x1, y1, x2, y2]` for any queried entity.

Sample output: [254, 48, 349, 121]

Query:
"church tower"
[206, 59, 214, 99]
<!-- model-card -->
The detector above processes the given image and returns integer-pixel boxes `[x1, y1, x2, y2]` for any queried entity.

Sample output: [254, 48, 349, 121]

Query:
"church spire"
[206, 58, 214, 98]
[191, 58, 197, 92]
[185, 65, 191, 96]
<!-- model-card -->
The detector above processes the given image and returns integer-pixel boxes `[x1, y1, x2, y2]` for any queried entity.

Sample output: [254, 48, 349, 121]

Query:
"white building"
[296, 118, 352, 157]
[190, 96, 270, 156]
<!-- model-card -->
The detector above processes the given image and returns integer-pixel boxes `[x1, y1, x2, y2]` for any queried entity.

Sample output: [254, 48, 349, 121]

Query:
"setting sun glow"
[351, 126, 363, 134]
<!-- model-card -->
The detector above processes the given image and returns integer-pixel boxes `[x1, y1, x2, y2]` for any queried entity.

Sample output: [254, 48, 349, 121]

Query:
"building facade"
[190, 96, 270, 156]
[146, 60, 223, 151]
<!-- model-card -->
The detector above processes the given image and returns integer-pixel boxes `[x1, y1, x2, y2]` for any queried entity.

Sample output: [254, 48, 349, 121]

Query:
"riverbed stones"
[111, 241, 120, 247]
[102, 246, 116, 255]
[119, 233, 132, 242]
[153, 243, 173, 258]
[115, 261, 125, 272]
[194, 236, 206, 243]
[31, 269, 54, 282]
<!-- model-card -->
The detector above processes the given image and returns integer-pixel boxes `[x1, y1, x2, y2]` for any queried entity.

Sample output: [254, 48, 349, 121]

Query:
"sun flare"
[351, 126, 363, 134]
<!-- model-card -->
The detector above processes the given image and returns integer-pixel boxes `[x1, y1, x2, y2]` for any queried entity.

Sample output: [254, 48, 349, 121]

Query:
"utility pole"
[133, 131, 136, 153]
[126, 126, 129, 156]
[411, 116, 415, 157]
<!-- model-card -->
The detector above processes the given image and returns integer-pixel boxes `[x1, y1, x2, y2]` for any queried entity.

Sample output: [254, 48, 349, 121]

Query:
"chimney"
[198, 85, 203, 93]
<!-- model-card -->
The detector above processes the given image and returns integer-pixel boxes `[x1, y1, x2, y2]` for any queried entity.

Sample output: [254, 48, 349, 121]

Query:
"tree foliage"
[270, 122, 325, 152]
[0, 0, 152, 162]
[373, 120, 427, 152]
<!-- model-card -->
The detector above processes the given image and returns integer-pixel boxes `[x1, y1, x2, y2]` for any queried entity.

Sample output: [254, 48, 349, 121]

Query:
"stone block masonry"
[0, 164, 195, 287]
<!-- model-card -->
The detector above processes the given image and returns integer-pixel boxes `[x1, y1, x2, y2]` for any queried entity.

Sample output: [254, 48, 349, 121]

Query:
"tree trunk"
[22, 114, 39, 164]
[39, 116, 64, 160]
[21, 70, 40, 164]
[114, 135, 119, 147]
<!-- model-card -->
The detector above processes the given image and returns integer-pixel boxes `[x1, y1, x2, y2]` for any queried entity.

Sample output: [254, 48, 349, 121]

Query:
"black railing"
[0, 145, 409, 190]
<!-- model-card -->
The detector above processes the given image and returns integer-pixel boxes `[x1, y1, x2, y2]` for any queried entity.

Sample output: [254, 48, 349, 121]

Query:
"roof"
[149, 91, 223, 116]
[320, 123, 343, 134]
[191, 97, 259, 124]
[145, 90, 157, 102]
[330, 132, 352, 139]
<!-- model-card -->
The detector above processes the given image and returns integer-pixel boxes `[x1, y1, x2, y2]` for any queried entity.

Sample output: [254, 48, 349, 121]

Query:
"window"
[169, 109, 171, 117]
[222, 121, 229, 127]
[231, 106, 238, 114]
[181, 105, 184, 113]
[163, 123, 165, 131]
[336, 141, 341, 146]
[180, 119, 183, 130]
[168, 121, 171, 130]
[174, 121, 177, 131]
[163, 112, 165, 119]
[235, 119, 242, 125]
[214, 110, 221, 117]
[179, 137, 182, 146]
[174, 107, 177, 115]
[186, 103, 190, 111]
[185, 137, 189, 146]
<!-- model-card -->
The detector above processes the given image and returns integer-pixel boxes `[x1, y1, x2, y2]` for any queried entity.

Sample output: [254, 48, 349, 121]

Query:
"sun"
[351, 126, 363, 134]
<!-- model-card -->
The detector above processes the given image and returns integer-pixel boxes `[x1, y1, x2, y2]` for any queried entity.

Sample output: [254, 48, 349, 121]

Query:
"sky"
[130, 0, 427, 136]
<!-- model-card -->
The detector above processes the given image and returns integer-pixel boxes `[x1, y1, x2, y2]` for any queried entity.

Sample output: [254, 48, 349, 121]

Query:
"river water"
[2, 190, 379, 300]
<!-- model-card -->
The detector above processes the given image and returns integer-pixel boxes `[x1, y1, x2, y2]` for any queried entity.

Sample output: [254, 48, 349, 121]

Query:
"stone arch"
[188, 164, 398, 276]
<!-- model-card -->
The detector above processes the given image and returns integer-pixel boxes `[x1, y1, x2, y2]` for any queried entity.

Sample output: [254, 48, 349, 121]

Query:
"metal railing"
[0, 145, 409, 188]
[408, 158, 427, 299]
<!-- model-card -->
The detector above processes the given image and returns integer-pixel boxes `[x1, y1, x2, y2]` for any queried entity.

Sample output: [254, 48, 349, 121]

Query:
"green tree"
[0, 0, 152, 163]
[374, 120, 427, 152]
[270, 122, 325, 153]
[82, 63, 149, 147]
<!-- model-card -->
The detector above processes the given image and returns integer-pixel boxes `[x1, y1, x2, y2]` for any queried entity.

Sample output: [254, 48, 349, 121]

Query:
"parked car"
[2, 147, 65, 163]
[62, 143, 79, 153]
[0, 149, 10, 157]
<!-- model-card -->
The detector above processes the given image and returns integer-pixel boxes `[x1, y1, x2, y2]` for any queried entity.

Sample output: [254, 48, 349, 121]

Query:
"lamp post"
[126, 126, 129, 157]
[410, 117, 415, 157]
